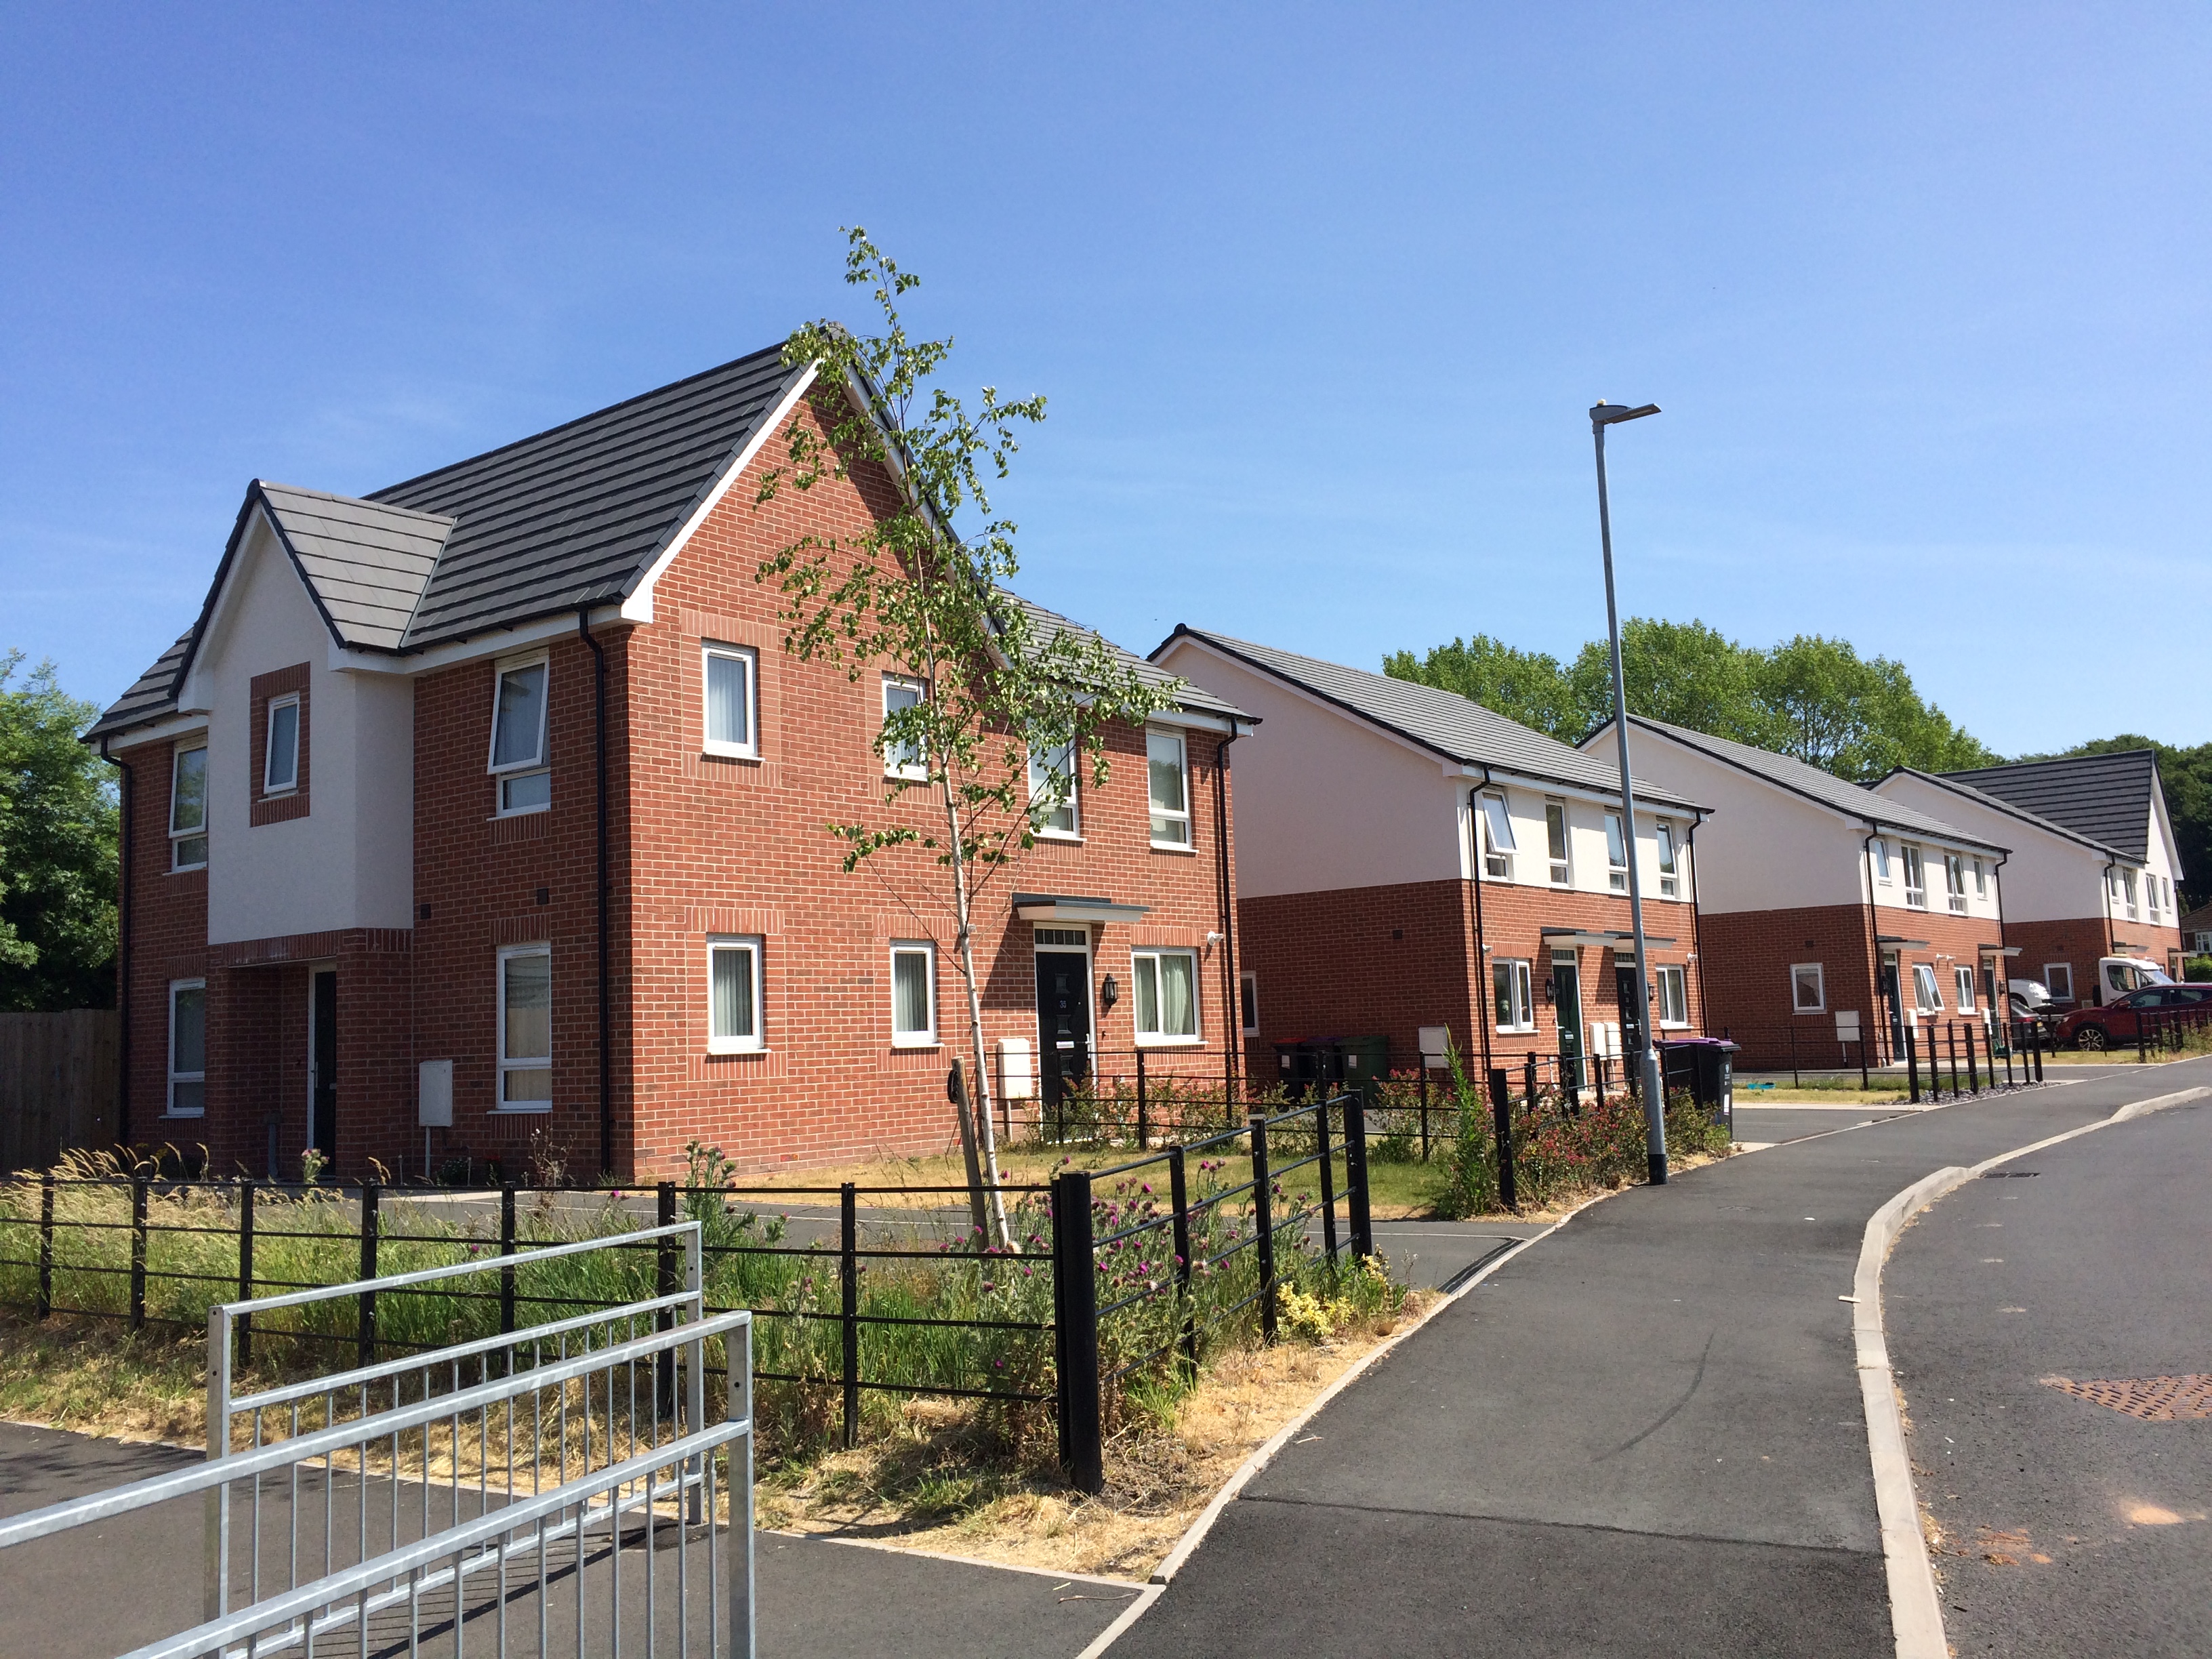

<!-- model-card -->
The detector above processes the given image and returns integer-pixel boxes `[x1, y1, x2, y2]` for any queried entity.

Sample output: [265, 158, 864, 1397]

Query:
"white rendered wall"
[200, 512, 415, 943]
[1874, 774, 2099, 924]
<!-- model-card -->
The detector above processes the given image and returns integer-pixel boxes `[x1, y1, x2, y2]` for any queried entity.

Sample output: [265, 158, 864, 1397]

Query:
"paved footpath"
[1884, 1088, 2212, 1657]
[1107, 1059, 2212, 1658]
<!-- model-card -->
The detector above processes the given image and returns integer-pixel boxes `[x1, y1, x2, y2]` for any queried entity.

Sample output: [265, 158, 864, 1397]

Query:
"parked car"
[2056, 984, 2212, 1050]
[2006, 981, 2059, 1041]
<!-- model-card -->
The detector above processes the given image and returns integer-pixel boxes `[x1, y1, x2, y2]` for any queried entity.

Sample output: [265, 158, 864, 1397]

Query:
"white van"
[2096, 956, 2173, 1006]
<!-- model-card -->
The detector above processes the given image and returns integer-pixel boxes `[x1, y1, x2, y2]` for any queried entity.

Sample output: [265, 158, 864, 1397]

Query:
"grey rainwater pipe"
[1685, 811, 1709, 1036]
[102, 737, 133, 1150]
[1862, 827, 1887, 1065]
[1469, 774, 1495, 1084]
[1213, 729, 1241, 1100]
[578, 611, 612, 1179]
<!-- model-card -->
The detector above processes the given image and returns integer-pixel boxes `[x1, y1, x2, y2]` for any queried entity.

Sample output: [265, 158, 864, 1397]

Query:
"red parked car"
[2057, 985, 2212, 1050]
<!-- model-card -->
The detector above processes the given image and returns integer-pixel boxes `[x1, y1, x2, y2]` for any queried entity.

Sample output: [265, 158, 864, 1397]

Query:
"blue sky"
[3, 4, 2207, 756]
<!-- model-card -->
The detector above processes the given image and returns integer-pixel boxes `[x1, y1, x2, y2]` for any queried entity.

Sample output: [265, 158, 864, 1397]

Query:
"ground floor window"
[1656, 964, 1689, 1027]
[1953, 967, 1976, 1012]
[1911, 964, 1942, 1013]
[167, 979, 205, 1115]
[2043, 962, 2073, 1001]
[890, 941, 937, 1046]
[708, 937, 764, 1054]
[1493, 959, 1534, 1032]
[1133, 948, 1200, 1042]
[1240, 972, 1258, 1036]
[499, 945, 553, 1105]
[1790, 963, 1825, 1013]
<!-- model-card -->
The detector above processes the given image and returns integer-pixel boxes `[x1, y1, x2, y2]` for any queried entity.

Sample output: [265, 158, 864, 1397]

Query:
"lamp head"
[1591, 401, 1661, 431]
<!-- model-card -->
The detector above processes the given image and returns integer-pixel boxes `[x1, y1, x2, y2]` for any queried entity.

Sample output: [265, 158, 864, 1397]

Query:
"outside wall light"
[1100, 975, 1120, 1012]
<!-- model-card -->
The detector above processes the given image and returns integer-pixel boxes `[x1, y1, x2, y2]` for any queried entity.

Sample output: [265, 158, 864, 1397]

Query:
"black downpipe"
[578, 611, 612, 1179]
[1213, 730, 1241, 1101]
[1990, 849, 2011, 1027]
[1469, 775, 1494, 1082]
[1685, 812, 1709, 1033]
[2100, 859, 2118, 1003]
[102, 738, 133, 1150]
[1863, 826, 1886, 1066]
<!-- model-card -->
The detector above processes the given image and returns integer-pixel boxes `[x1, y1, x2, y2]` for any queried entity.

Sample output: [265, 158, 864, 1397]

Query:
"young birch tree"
[756, 230, 1186, 1249]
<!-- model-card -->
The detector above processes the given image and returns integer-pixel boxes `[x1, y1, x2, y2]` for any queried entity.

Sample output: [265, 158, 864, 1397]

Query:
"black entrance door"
[1034, 951, 1092, 1124]
[1615, 964, 1645, 1058]
[310, 969, 337, 1170]
[1553, 954, 1584, 1089]
[1880, 954, 1904, 1061]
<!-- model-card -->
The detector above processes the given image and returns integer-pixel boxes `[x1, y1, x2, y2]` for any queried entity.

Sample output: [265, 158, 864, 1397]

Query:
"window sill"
[163, 1109, 205, 1120]
[1792, 1009, 1827, 1017]
[702, 747, 760, 764]
[891, 1038, 941, 1051]
[1657, 1022, 1693, 1031]
[171, 863, 207, 876]
[1033, 830, 1083, 844]
[705, 1044, 767, 1059]
[1496, 1025, 1537, 1036]
[493, 1103, 553, 1114]
[1135, 1036, 1204, 1048]
[491, 808, 552, 823]
[1149, 842, 1197, 856]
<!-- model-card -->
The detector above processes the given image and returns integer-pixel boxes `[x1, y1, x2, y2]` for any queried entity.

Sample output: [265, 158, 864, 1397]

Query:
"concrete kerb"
[1073, 1191, 1620, 1659]
[1853, 1083, 2209, 1659]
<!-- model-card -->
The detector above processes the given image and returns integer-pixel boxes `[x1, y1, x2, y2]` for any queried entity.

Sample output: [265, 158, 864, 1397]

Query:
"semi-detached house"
[1588, 716, 2007, 1071]
[87, 346, 1252, 1183]
[1149, 630, 1708, 1087]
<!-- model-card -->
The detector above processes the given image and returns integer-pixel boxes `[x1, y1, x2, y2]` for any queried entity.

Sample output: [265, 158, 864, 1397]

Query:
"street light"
[1589, 399, 1668, 1185]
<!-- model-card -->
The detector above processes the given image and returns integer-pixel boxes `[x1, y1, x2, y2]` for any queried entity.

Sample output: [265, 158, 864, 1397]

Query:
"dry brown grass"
[0, 1317, 207, 1446]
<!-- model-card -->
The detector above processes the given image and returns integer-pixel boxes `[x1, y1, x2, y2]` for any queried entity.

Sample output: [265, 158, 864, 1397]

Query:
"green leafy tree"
[0, 652, 118, 1010]
[756, 231, 1185, 1248]
[1565, 617, 1767, 745]
[1755, 635, 1996, 781]
[1380, 636, 1577, 739]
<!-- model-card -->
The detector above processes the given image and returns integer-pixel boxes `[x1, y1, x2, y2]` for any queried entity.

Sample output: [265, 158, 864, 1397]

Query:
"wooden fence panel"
[0, 1010, 120, 1170]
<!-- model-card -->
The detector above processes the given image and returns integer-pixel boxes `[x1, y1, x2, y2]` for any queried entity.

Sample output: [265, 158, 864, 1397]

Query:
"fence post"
[840, 1182, 860, 1452]
[129, 1173, 148, 1334]
[1249, 1113, 1278, 1343]
[1523, 1052, 1538, 1115]
[656, 1181, 678, 1418]
[1966, 1024, 1980, 1094]
[235, 1180, 255, 1368]
[1135, 1048, 1149, 1150]
[1168, 1147, 1196, 1381]
[1488, 1068, 1517, 1212]
[36, 1171, 54, 1320]
[499, 1185, 517, 1336]
[1051, 1169, 1102, 1494]
[1948, 1025, 1962, 1097]
[2032, 1025, 2045, 1082]
[1313, 1097, 1338, 1267]
[1343, 1091, 1374, 1261]
[2137, 1013, 2148, 1064]
[1789, 1024, 1799, 1088]
[1904, 1026, 1921, 1104]
[1419, 1070, 1431, 1163]
[356, 1180, 378, 1368]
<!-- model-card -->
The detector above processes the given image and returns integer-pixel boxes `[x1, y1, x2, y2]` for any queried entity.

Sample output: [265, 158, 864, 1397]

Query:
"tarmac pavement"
[1105, 1058, 2212, 1657]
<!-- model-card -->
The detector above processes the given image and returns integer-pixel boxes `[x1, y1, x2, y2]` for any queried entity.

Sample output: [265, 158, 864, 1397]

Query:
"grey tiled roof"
[258, 483, 453, 651]
[1619, 716, 2002, 849]
[85, 632, 194, 741]
[1879, 766, 2137, 863]
[1014, 600, 1248, 722]
[1938, 752, 2157, 860]
[1159, 628, 1700, 808]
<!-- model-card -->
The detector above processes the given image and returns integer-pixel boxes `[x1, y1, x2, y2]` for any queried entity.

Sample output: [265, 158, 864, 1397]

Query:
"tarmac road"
[1104, 1059, 2212, 1657]
[1883, 1090, 2212, 1656]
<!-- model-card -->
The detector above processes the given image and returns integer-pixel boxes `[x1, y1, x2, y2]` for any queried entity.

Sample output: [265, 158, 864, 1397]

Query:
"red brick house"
[1590, 716, 2007, 1070]
[87, 348, 1252, 1181]
[1874, 751, 2185, 1004]
[1148, 630, 1708, 1088]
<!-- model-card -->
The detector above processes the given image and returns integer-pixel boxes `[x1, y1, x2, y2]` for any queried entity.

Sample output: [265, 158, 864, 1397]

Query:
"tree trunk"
[944, 778, 1014, 1251]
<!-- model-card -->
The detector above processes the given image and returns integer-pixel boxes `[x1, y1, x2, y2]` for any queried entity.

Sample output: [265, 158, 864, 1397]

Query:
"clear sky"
[3, 4, 2207, 756]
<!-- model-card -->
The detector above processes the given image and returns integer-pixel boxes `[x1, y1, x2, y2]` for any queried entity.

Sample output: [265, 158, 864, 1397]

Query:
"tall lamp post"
[1590, 399, 1668, 1185]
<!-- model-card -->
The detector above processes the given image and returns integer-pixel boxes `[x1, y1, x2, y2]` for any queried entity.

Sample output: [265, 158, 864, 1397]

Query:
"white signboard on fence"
[1835, 1010, 1860, 1042]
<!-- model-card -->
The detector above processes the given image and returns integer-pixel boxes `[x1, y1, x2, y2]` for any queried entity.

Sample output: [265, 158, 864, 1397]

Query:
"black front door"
[1553, 954, 1584, 1089]
[1880, 954, 1903, 1060]
[310, 969, 337, 1170]
[1615, 964, 1644, 1057]
[1035, 951, 1092, 1112]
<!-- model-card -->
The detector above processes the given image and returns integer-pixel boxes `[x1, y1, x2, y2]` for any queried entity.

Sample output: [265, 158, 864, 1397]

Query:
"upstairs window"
[1132, 947, 1200, 1042]
[1147, 731, 1190, 847]
[1870, 838, 1892, 883]
[1792, 963, 1826, 1013]
[890, 942, 937, 1047]
[1901, 844, 1927, 909]
[1944, 853, 1967, 914]
[882, 676, 927, 780]
[1911, 963, 1942, 1013]
[263, 695, 300, 794]
[1545, 800, 1570, 886]
[1028, 739, 1079, 838]
[490, 659, 550, 815]
[497, 944, 552, 1107]
[702, 643, 757, 758]
[167, 979, 206, 1116]
[1972, 857, 1987, 897]
[2123, 869, 2139, 921]
[1481, 794, 1515, 880]
[170, 743, 208, 870]
[1656, 820, 1679, 899]
[1604, 811, 1628, 892]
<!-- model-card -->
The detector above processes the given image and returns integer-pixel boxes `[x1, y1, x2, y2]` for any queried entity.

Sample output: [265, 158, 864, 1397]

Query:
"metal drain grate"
[2041, 1374, 2212, 1420]
[1981, 1170, 2040, 1179]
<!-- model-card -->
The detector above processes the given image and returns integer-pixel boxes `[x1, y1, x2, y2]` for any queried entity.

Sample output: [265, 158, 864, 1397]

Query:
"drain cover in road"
[2041, 1374, 2212, 1420]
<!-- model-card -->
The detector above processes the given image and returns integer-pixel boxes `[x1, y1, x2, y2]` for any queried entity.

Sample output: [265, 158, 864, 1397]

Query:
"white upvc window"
[707, 936, 764, 1054]
[881, 675, 927, 781]
[1911, 963, 1942, 1013]
[2043, 962, 2074, 1001]
[1146, 730, 1190, 848]
[170, 743, 208, 870]
[1944, 853, 1967, 914]
[1972, 857, 1987, 897]
[2123, 869, 2139, 921]
[1493, 958, 1534, 1031]
[1954, 967, 1977, 1012]
[1656, 964, 1689, 1027]
[1655, 819, 1679, 899]
[1604, 811, 1628, 893]
[702, 642, 758, 758]
[1132, 947, 1200, 1043]
[890, 941, 937, 1047]
[497, 944, 553, 1107]
[167, 979, 206, 1116]
[1240, 972, 1258, 1036]
[1544, 800, 1570, 886]
[2147, 877, 2161, 922]
[1870, 838, 1892, 884]
[1481, 793, 1515, 880]
[489, 657, 551, 816]
[1791, 963, 1826, 1014]
[1028, 739, 1079, 838]
[263, 695, 300, 794]
[1901, 844, 1927, 909]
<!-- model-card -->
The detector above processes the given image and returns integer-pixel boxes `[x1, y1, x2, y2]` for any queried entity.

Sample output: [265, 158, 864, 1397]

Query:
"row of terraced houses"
[87, 346, 2187, 1179]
